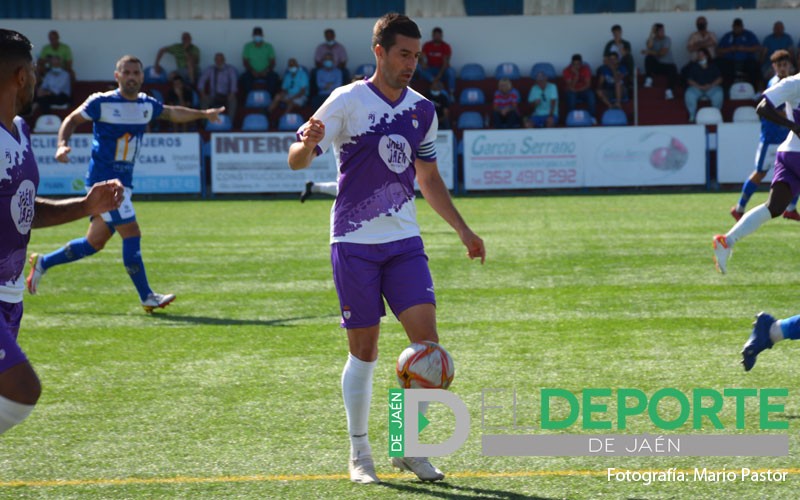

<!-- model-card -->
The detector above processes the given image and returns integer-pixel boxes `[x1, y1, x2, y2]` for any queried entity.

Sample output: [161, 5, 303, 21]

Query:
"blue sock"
[40, 237, 97, 270]
[779, 315, 800, 340]
[122, 237, 152, 302]
[737, 179, 759, 210]
[788, 195, 799, 212]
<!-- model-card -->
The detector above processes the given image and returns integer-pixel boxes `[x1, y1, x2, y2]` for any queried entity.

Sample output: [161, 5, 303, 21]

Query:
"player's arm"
[288, 117, 325, 170]
[160, 105, 225, 124]
[55, 108, 90, 163]
[416, 159, 485, 263]
[757, 98, 800, 137]
[33, 180, 124, 229]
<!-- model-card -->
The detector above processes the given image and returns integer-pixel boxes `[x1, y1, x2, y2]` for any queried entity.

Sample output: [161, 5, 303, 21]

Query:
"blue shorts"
[754, 142, 779, 173]
[330, 236, 436, 329]
[0, 301, 27, 374]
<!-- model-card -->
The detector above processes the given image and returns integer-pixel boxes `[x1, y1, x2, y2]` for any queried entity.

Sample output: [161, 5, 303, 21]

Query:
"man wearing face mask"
[682, 48, 723, 123]
[269, 58, 309, 118]
[33, 55, 71, 114]
[240, 26, 280, 98]
[312, 53, 343, 108]
[687, 16, 717, 62]
[314, 29, 349, 82]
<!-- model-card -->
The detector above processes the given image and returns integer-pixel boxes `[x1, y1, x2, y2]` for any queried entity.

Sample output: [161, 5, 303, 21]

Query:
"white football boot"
[391, 456, 445, 481]
[349, 456, 380, 484]
[141, 292, 176, 313]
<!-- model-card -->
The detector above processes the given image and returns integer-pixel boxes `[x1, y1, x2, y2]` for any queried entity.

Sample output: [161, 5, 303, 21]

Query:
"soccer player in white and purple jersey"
[288, 13, 485, 484]
[0, 29, 123, 435]
[25, 55, 224, 313]
[713, 65, 800, 275]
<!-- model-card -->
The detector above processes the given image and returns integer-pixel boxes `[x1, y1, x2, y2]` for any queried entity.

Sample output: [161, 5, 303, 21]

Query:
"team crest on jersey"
[368, 112, 376, 123]
[379, 134, 412, 173]
[411, 113, 419, 129]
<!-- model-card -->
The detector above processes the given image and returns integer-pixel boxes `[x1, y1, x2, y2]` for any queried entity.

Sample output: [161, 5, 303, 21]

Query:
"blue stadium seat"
[530, 62, 557, 80]
[464, 0, 524, 16]
[459, 63, 486, 81]
[457, 111, 484, 130]
[278, 113, 304, 132]
[573, 0, 636, 13]
[144, 66, 167, 84]
[113, 0, 166, 19]
[495, 62, 521, 80]
[601, 109, 628, 126]
[205, 114, 232, 132]
[230, 0, 287, 18]
[245, 90, 272, 108]
[459, 87, 486, 105]
[353, 63, 375, 78]
[241, 114, 269, 131]
[565, 110, 594, 127]
[0, 0, 50, 18]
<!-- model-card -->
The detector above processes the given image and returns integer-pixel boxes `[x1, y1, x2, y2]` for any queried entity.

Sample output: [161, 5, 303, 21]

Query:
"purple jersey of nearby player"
[303, 79, 438, 244]
[0, 117, 39, 304]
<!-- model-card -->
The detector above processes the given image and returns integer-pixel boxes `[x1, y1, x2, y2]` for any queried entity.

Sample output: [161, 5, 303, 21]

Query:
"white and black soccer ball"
[396, 341, 454, 389]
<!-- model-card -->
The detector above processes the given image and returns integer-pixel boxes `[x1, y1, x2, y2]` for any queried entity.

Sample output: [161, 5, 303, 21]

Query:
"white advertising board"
[33, 133, 202, 195]
[211, 130, 454, 194]
[717, 122, 775, 184]
[463, 126, 706, 190]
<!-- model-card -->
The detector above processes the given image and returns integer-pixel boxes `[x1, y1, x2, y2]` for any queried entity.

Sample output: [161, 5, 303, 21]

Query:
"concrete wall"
[11, 8, 798, 80]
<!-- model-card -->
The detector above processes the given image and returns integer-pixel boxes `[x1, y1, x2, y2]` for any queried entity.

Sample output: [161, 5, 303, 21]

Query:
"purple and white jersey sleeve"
[307, 80, 438, 245]
[762, 74, 800, 153]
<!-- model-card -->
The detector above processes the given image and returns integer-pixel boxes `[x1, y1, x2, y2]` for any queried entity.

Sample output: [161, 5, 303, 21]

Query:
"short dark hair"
[0, 29, 33, 78]
[654, 23, 664, 30]
[611, 24, 621, 32]
[698, 48, 711, 59]
[372, 12, 421, 50]
[771, 49, 792, 64]
[432, 27, 443, 35]
[115, 55, 143, 72]
[733, 18, 743, 27]
[253, 26, 263, 35]
[571, 54, 582, 63]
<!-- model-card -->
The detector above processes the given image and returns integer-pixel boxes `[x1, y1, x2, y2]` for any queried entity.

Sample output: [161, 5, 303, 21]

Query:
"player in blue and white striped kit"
[26, 55, 224, 312]
[730, 50, 800, 221]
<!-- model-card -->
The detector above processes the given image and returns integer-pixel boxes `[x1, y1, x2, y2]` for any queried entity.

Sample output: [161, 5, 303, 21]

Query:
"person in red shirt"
[419, 27, 455, 93]
[562, 53, 596, 117]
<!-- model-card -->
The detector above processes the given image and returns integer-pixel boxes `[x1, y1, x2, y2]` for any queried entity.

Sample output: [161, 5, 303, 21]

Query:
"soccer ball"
[396, 341, 454, 389]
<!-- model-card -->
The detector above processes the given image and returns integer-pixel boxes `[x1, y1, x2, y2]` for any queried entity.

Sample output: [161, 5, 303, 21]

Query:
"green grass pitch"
[2, 192, 800, 499]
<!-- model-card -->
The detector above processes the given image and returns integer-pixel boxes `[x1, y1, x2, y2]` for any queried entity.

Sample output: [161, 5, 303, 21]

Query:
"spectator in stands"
[240, 27, 280, 98]
[428, 79, 451, 130]
[37, 30, 74, 82]
[491, 78, 521, 129]
[682, 48, 723, 123]
[154, 32, 200, 85]
[197, 52, 238, 126]
[419, 27, 456, 95]
[312, 53, 343, 109]
[562, 54, 596, 117]
[717, 18, 762, 91]
[33, 55, 71, 114]
[527, 71, 558, 128]
[314, 28, 349, 82]
[165, 75, 195, 132]
[761, 21, 794, 80]
[596, 52, 628, 110]
[686, 15, 717, 62]
[641, 23, 678, 100]
[603, 24, 634, 78]
[268, 58, 309, 118]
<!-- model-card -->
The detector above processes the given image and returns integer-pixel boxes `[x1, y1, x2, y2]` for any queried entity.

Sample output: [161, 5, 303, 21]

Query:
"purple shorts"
[331, 236, 435, 329]
[0, 301, 27, 374]
[772, 151, 800, 197]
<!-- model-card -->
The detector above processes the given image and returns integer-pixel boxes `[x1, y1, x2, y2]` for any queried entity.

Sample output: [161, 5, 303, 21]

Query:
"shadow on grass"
[378, 480, 557, 500]
[146, 313, 330, 327]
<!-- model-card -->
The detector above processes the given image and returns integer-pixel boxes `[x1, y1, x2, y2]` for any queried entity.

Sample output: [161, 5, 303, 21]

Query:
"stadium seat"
[457, 111, 484, 130]
[241, 113, 269, 131]
[205, 113, 232, 132]
[34, 114, 62, 133]
[353, 63, 375, 78]
[144, 66, 167, 84]
[245, 90, 272, 109]
[565, 109, 594, 127]
[601, 108, 628, 126]
[729, 81, 756, 100]
[695, 107, 723, 125]
[459, 87, 485, 105]
[495, 62, 521, 80]
[459, 63, 486, 81]
[530, 62, 557, 80]
[278, 112, 304, 132]
[732, 106, 759, 122]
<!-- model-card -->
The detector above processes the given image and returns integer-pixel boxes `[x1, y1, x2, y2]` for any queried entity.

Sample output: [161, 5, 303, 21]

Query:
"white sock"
[770, 321, 785, 344]
[0, 395, 35, 434]
[726, 204, 772, 247]
[341, 353, 376, 460]
[313, 181, 338, 197]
